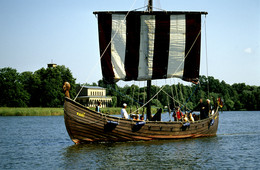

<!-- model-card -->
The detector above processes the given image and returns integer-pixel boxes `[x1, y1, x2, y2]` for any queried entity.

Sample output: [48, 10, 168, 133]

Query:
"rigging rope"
[165, 79, 172, 121]
[180, 83, 200, 110]
[160, 17, 208, 109]
[204, 15, 210, 99]
[131, 17, 206, 113]
[174, 80, 180, 106]
[131, 83, 135, 106]
[169, 80, 173, 102]
[161, 88, 182, 108]
[179, 83, 185, 107]
[170, 79, 176, 108]
[137, 81, 140, 107]
[73, 3, 208, 116]
[108, 84, 143, 105]
[131, 85, 166, 114]
[74, 0, 139, 101]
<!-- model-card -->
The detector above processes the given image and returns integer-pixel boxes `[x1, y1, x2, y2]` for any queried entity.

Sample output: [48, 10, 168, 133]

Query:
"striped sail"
[95, 11, 202, 83]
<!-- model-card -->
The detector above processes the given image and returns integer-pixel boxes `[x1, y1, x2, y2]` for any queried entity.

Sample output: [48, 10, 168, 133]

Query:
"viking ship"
[64, 0, 219, 144]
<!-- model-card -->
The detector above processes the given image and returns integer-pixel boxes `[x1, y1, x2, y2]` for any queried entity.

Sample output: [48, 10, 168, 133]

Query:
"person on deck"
[205, 99, 211, 118]
[176, 107, 184, 121]
[121, 103, 129, 119]
[189, 112, 195, 122]
[183, 113, 189, 122]
[190, 99, 207, 120]
[133, 114, 139, 121]
[95, 101, 102, 113]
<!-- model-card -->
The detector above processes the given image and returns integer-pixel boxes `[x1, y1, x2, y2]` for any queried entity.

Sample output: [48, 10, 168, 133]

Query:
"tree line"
[0, 66, 76, 107]
[97, 76, 260, 111]
[0, 66, 259, 110]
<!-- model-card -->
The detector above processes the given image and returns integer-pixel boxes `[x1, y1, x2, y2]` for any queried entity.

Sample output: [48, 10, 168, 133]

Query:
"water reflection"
[62, 137, 220, 169]
[1, 112, 260, 169]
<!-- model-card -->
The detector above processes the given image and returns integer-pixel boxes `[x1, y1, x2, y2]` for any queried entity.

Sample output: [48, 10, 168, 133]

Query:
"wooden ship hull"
[64, 97, 219, 144]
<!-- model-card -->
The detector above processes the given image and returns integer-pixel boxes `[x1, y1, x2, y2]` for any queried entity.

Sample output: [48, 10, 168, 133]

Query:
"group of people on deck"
[120, 98, 212, 122]
[96, 98, 213, 122]
[192, 99, 212, 120]
[173, 98, 212, 122]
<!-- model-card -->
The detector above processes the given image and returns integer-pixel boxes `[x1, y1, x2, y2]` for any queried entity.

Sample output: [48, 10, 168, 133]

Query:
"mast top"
[148, 0, 153, 12]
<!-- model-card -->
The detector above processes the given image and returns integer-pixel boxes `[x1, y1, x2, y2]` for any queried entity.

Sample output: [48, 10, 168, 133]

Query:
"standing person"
[95, 101, 102, 113]
[121, 103, 129, 119]
[176, 107, 184, 121]
[190, 99, 206, 120]
[205, 99, 211, 118]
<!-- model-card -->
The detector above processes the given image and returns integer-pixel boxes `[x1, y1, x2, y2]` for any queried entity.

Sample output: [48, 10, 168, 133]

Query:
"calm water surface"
[0, 111, 260, 169]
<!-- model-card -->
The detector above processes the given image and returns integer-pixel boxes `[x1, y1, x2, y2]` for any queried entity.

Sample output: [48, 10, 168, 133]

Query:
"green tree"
[224, 99, 235, 111]
[0, 68, 30, 107]
[111, 96, 117, 107]
[151, 99, 163, 108]
[20, 71, 41, 106]
[94, 76, 260, 111]
[35, 65, 76, 107]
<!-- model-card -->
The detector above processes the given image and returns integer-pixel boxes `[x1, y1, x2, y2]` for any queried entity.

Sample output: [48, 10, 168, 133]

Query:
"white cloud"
[244, 48, 252, 54]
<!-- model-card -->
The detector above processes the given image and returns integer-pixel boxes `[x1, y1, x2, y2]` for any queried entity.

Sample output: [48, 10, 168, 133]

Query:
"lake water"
[0, 111, 260, 169]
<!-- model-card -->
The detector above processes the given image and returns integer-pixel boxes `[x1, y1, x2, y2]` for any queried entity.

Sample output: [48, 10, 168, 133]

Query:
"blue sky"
[0, 0, 259, 86]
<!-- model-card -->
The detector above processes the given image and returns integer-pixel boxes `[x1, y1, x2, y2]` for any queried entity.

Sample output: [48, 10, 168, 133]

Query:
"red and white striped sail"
[94, 11, 204, 83]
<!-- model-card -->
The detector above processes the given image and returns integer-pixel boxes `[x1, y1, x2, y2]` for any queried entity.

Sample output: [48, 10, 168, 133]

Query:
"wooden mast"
[148, 0, 153, 12]
[146, 0, 153, 120]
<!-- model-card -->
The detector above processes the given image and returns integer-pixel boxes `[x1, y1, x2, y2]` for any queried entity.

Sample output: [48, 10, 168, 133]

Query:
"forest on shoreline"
[0, 66, 259, 111]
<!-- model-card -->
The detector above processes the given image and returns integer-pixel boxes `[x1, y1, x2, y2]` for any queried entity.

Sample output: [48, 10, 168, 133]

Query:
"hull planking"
[64, 97, 219, 144]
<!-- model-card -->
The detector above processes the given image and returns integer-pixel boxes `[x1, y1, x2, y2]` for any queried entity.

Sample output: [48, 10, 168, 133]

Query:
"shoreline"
[0, 107, 64, 116]
[0, 107, 158, 116]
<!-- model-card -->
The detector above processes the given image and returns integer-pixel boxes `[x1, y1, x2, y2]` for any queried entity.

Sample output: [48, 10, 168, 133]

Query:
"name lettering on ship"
[77, 112, 85, 118]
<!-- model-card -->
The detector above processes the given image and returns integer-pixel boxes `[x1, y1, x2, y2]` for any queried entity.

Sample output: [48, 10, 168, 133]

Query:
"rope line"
[74, 6, 208, 116]
[108, 84, 144, 105]
[180, 83, 200, 110]
[130, 85, 166, 114]
[131, 17, 207, 113]
[161, 88, 183, 109]
[126, 17, 207, 113]
[74, 0, 138, 100]
[204, 15, 210, 99]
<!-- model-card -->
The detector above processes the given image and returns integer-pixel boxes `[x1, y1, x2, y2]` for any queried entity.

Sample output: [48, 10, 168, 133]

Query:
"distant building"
[76, 86, 112, 108]
[47, 63, 57, 68]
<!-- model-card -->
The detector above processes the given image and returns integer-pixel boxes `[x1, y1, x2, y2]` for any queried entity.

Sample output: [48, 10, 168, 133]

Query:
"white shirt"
[121, 108, 129, 119]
